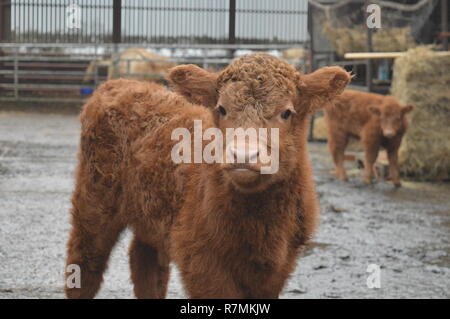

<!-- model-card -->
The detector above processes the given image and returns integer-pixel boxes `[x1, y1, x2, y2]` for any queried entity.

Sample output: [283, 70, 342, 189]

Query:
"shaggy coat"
[65, 53, 351, 299]
[324, 90, 413, 186]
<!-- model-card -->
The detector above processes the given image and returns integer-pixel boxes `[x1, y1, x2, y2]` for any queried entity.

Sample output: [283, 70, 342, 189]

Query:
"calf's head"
[169, 53, 351, 193]
[370, 97, 413, 138]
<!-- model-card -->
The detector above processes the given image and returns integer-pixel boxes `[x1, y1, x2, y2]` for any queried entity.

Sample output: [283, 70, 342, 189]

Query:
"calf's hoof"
[335, 171, 348, 181]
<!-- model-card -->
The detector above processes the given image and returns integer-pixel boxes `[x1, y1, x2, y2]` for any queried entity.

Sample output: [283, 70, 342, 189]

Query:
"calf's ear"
[402, 105, 414, 114]
[168, 64, 218, 108]
[297, 66, 352, 112]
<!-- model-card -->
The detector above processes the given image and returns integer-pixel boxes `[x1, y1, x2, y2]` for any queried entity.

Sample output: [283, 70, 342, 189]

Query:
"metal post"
[112, 0, 122, 44]
[229, 0, 236, 44]
[307, 1, 315, 72]
[112, 0, 121, 72]
[0, 0, 3, 42]
[0, 0, 12, 42]
[0, 0, 5, 89]
[228, 0, 236, 57]
[365, 0, 373, 92]
[202, 48, 208, 70]
[0, 47, 3, 93]
[442, 0, 449, 51]
[13, 48, 18, 100]
[94, 45, 99, 87]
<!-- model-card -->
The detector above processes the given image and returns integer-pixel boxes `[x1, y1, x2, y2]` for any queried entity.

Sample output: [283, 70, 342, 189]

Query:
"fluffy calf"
[65, 53, 351, 299]
[324, 90, 413, 186]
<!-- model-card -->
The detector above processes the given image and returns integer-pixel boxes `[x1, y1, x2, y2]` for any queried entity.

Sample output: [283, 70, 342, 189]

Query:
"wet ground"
[0, 110, 449, 299]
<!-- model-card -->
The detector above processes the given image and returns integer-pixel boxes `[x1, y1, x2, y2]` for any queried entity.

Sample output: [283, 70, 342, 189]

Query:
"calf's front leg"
[129, 237, 170, 299]
[328, 129, 349, 181]
[361, 130, 380, 185]
[387, 145, 401, 187]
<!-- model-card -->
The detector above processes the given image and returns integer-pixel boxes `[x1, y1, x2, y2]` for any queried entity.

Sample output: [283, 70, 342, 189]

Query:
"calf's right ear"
[297, 66, 352, 112]
[402, 105, 414, 114]
[168, 64, 218, 108]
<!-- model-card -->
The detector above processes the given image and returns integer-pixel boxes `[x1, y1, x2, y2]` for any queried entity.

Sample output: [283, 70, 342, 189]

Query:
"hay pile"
[391, 46, 450, 181]
[282, 48, 306, 61]
[323, 23, 416, 57]
[313, 115, 328, 140]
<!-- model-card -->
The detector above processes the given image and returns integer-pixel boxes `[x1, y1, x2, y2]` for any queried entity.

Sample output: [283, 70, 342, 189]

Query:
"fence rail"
[0, 43, 308, 103]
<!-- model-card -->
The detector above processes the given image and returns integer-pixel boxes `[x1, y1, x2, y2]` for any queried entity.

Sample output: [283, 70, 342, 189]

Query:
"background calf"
[324, 90, 413, 186]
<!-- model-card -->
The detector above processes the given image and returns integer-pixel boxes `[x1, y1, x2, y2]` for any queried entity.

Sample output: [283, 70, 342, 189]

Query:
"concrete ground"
[0, 110, 449, 299]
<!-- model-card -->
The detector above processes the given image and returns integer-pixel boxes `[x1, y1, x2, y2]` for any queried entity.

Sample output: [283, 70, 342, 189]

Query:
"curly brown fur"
[324, 90, 413, 186]
[65, 53, 351, 299]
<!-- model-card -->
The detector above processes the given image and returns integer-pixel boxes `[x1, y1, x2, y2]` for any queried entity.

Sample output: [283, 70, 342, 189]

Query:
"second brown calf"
[324, 90, 413, 186]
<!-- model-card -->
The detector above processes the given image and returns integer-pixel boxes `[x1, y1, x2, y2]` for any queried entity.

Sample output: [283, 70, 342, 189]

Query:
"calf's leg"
[387, 146, 401, 187]
[180, 263, 244, 298]
[129, 237, 170, 299]
[65, 213, 124, 299]
[328, 131, 349, 180]
[361, 130, 380, 184]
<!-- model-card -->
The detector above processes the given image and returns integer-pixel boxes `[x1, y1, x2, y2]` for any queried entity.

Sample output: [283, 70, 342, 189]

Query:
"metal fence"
[0, 1, 309, 104]
[0, 0, 308, 44]
[0, 43, 308, 103]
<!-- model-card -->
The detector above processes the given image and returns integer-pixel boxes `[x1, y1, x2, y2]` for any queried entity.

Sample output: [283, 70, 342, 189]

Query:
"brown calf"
[65, 53, 351, 298]
[324, 90, 413, 186]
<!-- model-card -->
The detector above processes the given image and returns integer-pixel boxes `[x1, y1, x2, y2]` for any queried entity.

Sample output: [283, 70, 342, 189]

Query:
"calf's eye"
[281, 109, 292, 120]
[217, 105, 227, 116]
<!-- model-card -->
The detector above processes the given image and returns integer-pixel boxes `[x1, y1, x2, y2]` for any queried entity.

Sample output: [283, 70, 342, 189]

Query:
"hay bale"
[323, 23, 416, 57]
[313, 116, 328, 140]
[391, 46, 450, 181]
[282, 48, 306, 61]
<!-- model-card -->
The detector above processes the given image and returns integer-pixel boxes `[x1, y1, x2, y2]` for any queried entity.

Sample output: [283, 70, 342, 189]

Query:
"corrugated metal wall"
[235, 0, 308, 43]
[4, 0, 308, 44]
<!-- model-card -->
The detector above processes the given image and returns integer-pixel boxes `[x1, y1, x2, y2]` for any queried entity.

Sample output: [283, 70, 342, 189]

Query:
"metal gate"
[0, 0, 309, 103]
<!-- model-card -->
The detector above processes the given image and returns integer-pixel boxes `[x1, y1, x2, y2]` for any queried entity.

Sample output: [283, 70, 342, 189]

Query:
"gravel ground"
[0, 110, 449, 299]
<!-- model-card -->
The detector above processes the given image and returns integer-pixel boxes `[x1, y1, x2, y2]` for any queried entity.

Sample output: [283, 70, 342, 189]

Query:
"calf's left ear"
[297, 66, 352, 112]
[168, 64, 218, 108]
[402, 105, 414, 114]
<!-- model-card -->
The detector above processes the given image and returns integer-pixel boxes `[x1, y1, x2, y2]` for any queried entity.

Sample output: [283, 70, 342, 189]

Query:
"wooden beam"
[344, 51, 450, 59]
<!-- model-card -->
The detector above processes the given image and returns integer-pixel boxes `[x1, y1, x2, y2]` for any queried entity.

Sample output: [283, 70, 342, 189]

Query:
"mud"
[0, 111, 448, 299]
